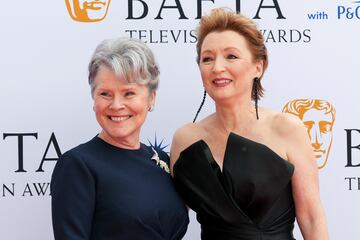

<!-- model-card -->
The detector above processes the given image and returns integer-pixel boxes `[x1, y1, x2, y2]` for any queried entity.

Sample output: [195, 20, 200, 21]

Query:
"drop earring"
[252, 77, 260, 120]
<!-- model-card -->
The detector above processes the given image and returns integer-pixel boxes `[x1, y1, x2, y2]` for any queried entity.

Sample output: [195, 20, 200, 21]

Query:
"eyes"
[201, 53, 239, 63]
[98, 90, 136, 98]
[227, 54, 238, 60]
[100, 91, 111, 97]
[201, 56, 213, 63]
[124, 91, 136, 97]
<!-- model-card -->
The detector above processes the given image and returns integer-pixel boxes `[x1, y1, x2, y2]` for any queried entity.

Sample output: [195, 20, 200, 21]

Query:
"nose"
[109, 96, 125, 110]
[212, 57, 226, 74]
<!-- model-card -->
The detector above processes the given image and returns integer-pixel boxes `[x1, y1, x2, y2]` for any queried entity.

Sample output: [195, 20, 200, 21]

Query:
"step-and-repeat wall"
[1, 1, 359, 239]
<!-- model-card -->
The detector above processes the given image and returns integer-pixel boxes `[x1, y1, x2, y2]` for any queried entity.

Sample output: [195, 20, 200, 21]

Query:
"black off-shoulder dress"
[173, 132, 295, 240]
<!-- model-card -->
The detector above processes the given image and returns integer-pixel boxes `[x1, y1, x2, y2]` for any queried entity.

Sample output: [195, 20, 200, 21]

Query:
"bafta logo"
[65, 0, 111, 22]
[283, 99, 336, 169]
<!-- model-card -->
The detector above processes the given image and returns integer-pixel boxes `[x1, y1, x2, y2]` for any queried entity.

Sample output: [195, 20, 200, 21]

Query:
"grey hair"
[88, 38, 159, 97]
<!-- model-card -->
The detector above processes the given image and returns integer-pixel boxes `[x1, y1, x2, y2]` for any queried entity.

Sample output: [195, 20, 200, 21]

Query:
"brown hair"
[196, 8, 268, 100]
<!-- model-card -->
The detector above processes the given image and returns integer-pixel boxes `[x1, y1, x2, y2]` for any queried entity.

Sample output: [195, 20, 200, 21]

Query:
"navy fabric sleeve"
[51, 150, 95, 240]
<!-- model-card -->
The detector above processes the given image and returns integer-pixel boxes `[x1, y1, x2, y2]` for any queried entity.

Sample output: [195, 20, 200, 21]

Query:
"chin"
[110, 131, 132, 139]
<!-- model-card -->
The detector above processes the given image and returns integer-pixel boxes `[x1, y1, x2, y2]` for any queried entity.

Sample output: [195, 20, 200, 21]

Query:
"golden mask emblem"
[65, 0, 111, 22]
[282, 99, 336, 169]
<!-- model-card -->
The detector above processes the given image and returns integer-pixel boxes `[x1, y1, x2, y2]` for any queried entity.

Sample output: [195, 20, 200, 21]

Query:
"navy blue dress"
[173, 133, 295, 240]
[51, 136, 188, 240]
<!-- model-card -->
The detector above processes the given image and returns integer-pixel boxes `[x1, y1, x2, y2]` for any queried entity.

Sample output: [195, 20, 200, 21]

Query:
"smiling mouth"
[109, 116, 132, 122]
[213, 78, 232, 87]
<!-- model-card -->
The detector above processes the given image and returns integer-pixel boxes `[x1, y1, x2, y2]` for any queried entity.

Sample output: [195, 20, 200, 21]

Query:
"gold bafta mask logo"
[65, 0, 111, 22]
[282, 99, 336, 169]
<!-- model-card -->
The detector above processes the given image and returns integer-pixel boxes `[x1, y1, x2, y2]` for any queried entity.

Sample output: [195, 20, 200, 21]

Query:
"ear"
[149, 90, 156, 107]
[254, 60, 264, 78]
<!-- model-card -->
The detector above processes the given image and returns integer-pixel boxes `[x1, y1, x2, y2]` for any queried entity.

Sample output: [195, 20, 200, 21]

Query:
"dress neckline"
[173, 132, 295, 225]
[176, 132, 293, 173]
[94, 135, 146, 152]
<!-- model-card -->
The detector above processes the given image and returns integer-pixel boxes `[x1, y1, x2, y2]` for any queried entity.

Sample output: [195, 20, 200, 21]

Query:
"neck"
[99, 131, 140, 150]
[214, 99, 257, 133]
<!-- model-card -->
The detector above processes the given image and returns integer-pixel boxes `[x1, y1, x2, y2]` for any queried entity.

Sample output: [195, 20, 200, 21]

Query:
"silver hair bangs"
[88, 38, 159, 97]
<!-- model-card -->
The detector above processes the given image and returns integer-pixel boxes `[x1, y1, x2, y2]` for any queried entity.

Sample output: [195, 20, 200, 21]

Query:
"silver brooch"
[151, 147, 170, 174]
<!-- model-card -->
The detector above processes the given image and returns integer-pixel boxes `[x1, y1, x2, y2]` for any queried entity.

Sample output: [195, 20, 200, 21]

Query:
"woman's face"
[93, 67, 155, 147]
[199, 30, 262, 103]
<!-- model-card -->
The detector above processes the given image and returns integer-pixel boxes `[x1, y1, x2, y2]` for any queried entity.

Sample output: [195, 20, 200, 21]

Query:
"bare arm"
[285, 116, 329, 239]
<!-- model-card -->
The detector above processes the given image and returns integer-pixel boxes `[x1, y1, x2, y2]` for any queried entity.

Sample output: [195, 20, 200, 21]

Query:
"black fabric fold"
[173, 132, 296, 240]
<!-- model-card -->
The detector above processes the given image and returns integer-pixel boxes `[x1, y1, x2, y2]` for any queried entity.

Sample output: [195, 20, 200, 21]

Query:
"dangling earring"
[252, 77, 260, 120]
[193, 89, 207, 123]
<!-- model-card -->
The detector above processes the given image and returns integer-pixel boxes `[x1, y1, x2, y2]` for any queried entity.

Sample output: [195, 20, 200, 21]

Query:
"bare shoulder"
[171, 123, 200, 152]
[268, 111, 314, 166]
[169, 122, 203, 173]
[270, 111, 307, 140]
[171, 114, 215, 152]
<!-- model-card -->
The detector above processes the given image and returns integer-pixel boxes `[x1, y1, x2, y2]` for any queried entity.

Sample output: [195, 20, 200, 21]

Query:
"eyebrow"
[224, 47, 240, 52]
[95, 85, 138, 91]
[201, 47, 240, 54]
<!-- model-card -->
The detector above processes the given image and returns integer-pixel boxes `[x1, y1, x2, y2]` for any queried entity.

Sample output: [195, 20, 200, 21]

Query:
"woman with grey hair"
[51, 38, 188, 240]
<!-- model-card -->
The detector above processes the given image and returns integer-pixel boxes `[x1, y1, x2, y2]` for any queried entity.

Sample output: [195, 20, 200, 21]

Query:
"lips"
[108, 115, 132, 122]
[213, 78, 232, 87]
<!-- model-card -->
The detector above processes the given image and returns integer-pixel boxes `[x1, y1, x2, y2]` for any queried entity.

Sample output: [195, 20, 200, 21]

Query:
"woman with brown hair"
[170, 8, 328, 240]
